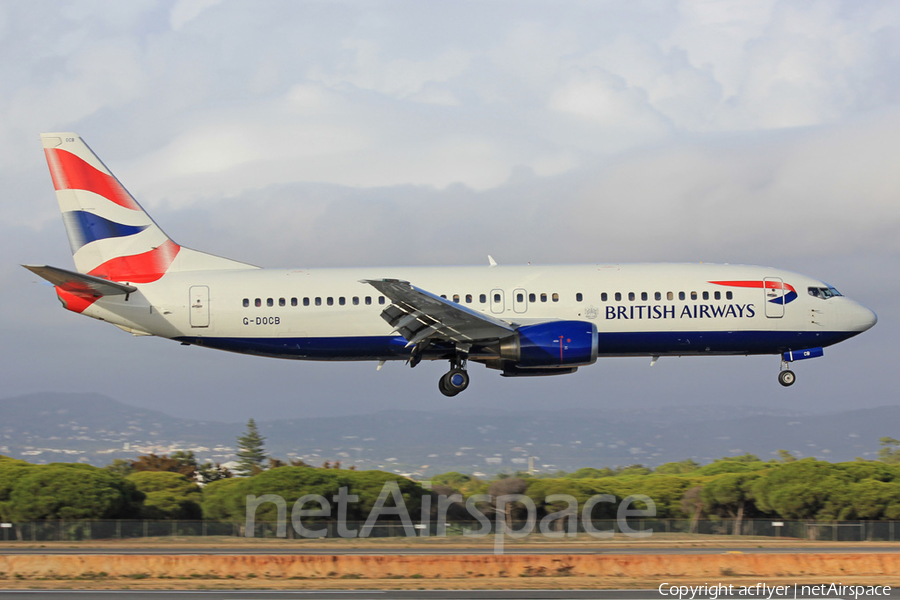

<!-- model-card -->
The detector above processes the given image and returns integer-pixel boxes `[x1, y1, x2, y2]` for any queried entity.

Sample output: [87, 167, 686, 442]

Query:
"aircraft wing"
[23, 264, 137, 297]
[362, 279, 515, 345]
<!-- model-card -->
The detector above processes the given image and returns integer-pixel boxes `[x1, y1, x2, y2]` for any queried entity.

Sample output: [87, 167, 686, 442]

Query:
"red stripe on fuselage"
[44, 148, 141, 211]
[709, 280, 796, 293]
[88, 239, 181, 283]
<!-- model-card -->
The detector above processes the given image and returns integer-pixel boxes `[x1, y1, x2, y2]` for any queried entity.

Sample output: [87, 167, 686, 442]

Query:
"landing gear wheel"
[439, 368, 469, 397]
[778, 370, 796, 387]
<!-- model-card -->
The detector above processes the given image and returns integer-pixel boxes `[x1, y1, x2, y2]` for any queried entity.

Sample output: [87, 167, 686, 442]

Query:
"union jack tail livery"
[41, 133, 255, 280]
[25, 133, 876, 395]
[28, 134, 256, 314]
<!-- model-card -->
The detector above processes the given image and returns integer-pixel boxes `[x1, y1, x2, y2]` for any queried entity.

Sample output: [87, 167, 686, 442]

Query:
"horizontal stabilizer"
[22, 264, 137, 297]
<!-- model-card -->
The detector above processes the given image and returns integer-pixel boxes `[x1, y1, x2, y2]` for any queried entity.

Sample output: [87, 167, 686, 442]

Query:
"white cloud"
[170, 0, 222, 31]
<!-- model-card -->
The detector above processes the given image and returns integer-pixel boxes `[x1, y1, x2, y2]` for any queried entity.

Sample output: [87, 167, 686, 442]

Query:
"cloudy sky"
[3, 0, 899, 423]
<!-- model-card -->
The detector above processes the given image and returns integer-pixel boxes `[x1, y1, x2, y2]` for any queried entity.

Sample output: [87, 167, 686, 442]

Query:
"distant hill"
[0, 392, 895, 476]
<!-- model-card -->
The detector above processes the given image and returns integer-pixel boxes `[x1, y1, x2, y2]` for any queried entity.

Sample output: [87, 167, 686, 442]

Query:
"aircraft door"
[764, 277, 785, 318]
[513, 288, 528, 314]
[490, 289, 505, 314]
[190, 285, 210, 328]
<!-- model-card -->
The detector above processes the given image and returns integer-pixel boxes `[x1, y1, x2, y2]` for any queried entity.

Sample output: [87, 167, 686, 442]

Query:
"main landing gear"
[439, 357, 470, 397]
[778, 361, 796, 387]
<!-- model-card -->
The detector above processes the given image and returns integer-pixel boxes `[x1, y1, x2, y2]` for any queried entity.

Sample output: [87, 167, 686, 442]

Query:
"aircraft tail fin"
[41, 133, 256, 282]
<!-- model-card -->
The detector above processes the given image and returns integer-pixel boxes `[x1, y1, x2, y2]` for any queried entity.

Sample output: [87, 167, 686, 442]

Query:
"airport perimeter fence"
[3, 519, 900, 542]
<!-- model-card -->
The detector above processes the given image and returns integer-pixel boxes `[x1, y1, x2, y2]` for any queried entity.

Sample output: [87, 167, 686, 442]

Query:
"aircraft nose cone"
[849, 302, 877, 332]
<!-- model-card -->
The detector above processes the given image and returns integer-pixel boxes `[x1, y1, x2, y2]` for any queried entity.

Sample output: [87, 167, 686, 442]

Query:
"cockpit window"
[808, 286, 842, 299]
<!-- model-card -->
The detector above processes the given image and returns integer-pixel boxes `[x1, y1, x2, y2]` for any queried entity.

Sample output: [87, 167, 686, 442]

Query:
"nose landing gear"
[439, 357, 470, 397]
[778, 361, 796, 387]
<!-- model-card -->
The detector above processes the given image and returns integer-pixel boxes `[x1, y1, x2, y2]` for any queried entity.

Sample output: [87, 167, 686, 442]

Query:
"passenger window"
[291, 298, 298, 307]
[714, 291, 721, 300]
[678, 292, 685, 301]
[352, 297, 359, 305]
[655, 292, 661, 301]
[365, 296, 372, 305]
[303, 297, 310, 306]
[667, 292, 674, 301]
[552, 293, 559, 302]
[529, 293, 536, 302]
[267, 298, 274, 307]
[327, 297, 334, 306]
[315, 297, 322, 306]
[601, 292, 608, 302]
[628, 292, 635, 301]
[279, 298, 286, 307]
[576, 292, 583, 302]
[494, 293, 501, 303]
[702, 291, 709, 300]
[339, 297, 345, 306]
[726, 291, 733, 300]
[615, 292, 622, 301]
[480, 294, 487, 303]
[379, 296, 386, 305]
[441, 294, 447, 299]
[243, 298, 249, 308]
[517, 293, 525, 302]
[691, 291, 697, 300]
[466, 294, 473, 303]
[453, 294, 460, 303]
[541, 293, 547, 302]
[641, 292, 648, 301]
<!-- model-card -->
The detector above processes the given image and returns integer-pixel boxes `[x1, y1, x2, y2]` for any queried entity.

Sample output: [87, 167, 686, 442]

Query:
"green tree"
[681, 486, 704, 534]
[210, 467, 428, 524]
[0, 460, 33, 522]
[776, 450, 797, 463]
[701, 473, 760, 534]
[7, 464, 143, 521]
[568, 467, 616, 479]
[656, 459, 700, 475]
[236, 418, 268, 476]
[878, 437, 900, 464]
[848, 479, 900, 522]
[127, 471, 202, 519]
[750, 461, 846, 521]
[170, 450, 199, 477]
[721, 453, 761, 463]
[430, 471, 485, 496]
[197, 461, 232, 484]
[105, 458, 135, 477]
[200, 478, 244, 521]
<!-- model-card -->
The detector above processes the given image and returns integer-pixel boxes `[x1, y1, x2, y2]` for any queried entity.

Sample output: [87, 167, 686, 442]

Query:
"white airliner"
[25, 133, 877, 396]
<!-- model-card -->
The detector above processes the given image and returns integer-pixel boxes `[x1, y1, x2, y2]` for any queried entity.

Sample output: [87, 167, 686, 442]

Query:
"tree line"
[2, 424, 900, 526]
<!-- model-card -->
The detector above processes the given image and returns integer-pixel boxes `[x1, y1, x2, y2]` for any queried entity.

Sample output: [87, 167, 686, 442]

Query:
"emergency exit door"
[190, 286, 210, 328]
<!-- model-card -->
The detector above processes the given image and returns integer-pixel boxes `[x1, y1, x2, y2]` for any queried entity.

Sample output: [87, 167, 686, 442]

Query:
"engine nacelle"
[501, 366, 579, 377]
[498, 321, 598, 369]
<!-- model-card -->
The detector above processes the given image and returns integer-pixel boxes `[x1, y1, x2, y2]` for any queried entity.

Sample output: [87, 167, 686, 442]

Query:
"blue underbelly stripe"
[173, 330, 859, 360]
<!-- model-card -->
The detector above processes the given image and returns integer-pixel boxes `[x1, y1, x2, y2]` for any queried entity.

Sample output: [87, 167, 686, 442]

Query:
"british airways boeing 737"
[25, 133, 877, 396]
